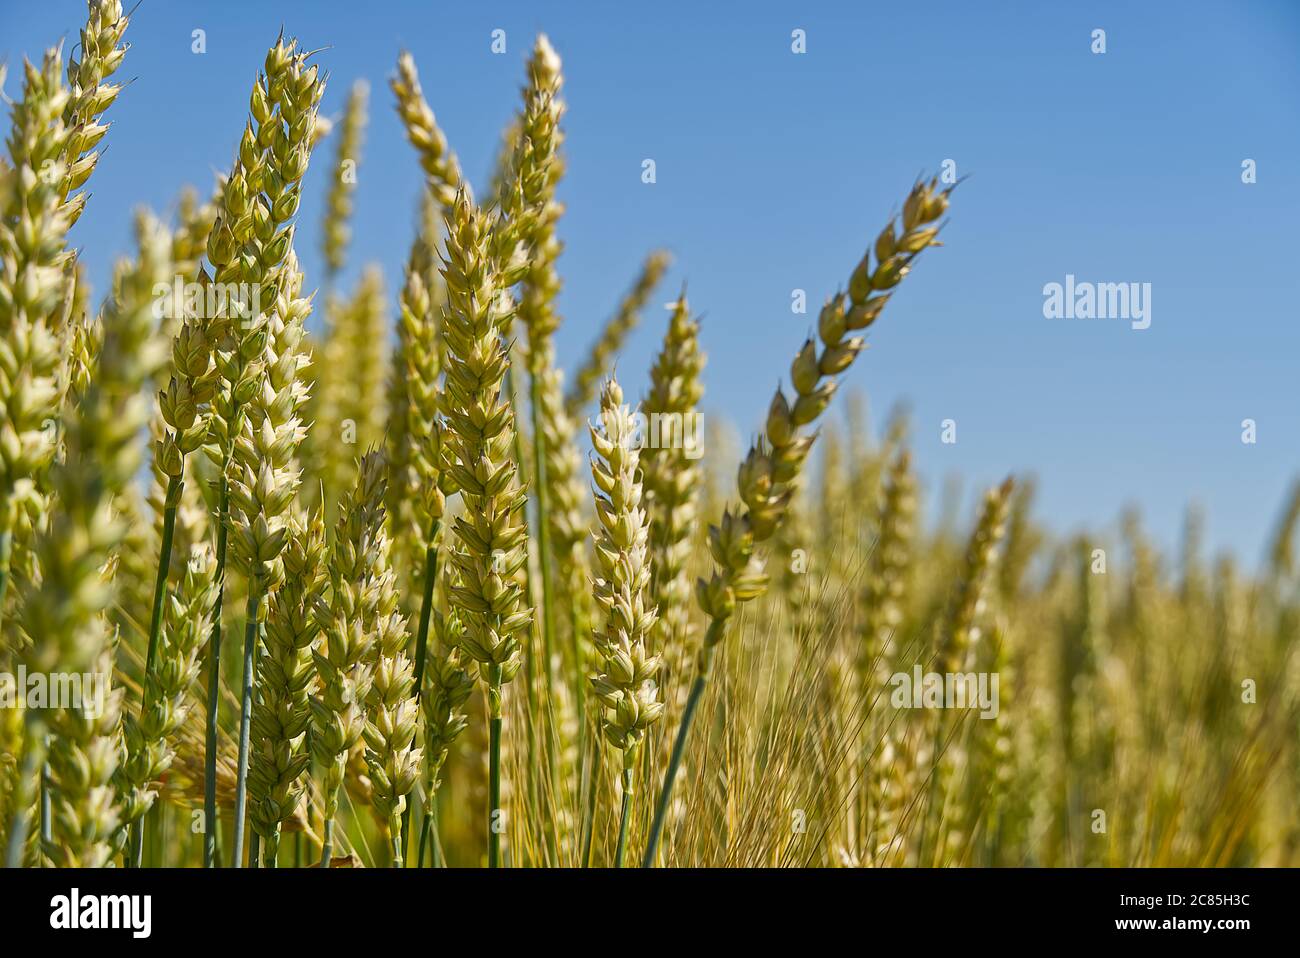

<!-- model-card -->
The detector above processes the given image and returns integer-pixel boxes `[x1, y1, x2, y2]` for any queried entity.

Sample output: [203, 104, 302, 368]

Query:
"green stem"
[505, 368, 541, 748]
[642, 627, 720, 868]
[248, 831, 260, 870]
[39, 763, 51, 859]
[528, 371, 563, 865]
[263, 828, 280, 868]
[401, 525, 440, 865]
[129, 476, 181, 869]
[143, 477, 181, 686]
[411, 525, 440, 695]
[147, 801, 162, 868]
[570, 594, 587, 774]
[319, 817, 334, 868]
[398, 798, 416, 869]
[389, 817, 402, 868]
[230, 590, 262, 867]
[417, 786, 442, 868]
[432, 812, 446, 867]
[417, 792, 432, 867]
[528, 371, 556, 700]
[615, 765, 635, 868]
[580, 732, 600, 867]
[128, 804, 145, 868]
[488, 666, 503, 868]
[3, 720, 46, 868]
[202, 478, 230, 868]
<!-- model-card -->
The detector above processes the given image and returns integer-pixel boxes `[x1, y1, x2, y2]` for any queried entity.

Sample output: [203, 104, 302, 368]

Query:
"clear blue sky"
[4, 0, 1299, 565]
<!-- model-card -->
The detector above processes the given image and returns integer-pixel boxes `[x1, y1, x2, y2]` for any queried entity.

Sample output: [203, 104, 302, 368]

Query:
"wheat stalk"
[588, 377, 663, 865]
[439, 191, 533, 866]
[859, 445, 916, 862]
[58, 0, 129, 224]
[0, 50, 79, 627]
[201, 33, 325, 866]
[390, 51, 464, 211]
[247, 505, 326, 866]
[321, 79, 368, 287]
[641, 292, 706, 685]
[7, 214, 171, 867]
[508, 36, 567, 725]
[643, 177, 952, 867]
[116, 196, 220, 817]
[119, 541, 218, 864]
[311, 449, 386, 865]
[922, 478, 1013, 864]
[387, 201, 453, 863]
[5, 4, 1295, 874]
[416, 593, 473, 864]
[226, 249, 316, 867]
[356, 454, 422, 866]
[136, 217, 222, 862]
[312, 265, 389, 509]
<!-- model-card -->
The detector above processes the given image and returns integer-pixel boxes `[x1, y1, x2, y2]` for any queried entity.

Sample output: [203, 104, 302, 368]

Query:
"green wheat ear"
[312, 449, 388, 865]
[641, 293, 706, 684]
[321, 78, 369, 284]
[642, 177, 952, 869]
[249, 505, 327, 865]
[358, 453, 422, 867]
[439, 188, 533, 867]
[15, 213, 173, 868]
[588, 376, 664, 866]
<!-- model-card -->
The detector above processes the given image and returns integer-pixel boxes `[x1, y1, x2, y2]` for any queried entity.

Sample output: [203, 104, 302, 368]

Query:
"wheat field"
[0, 1, 1297, 871]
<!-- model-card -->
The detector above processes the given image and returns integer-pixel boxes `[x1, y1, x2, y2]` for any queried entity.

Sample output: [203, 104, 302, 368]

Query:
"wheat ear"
[313, 265, 389, 509]
[937, 477, 1014, 675]
[588, 378, 663, 865]
[390, 51, 464, 211]
[643, 177, 952, 868]
[0, 50, 78, 627]
[119, 542, 218, 864]
[416, 596, 473, 864]
[388, 204, 454, 862]
[311, 450, 386, 865]
[439, 191, 533, 866]
[355, 453, 422, 866]
[860, 447, 917, 680]
[6, 215, 171, 867]
[132, 222, 223, 865]
[201, 34, 324, 867]
[860, 445, 916, 860]
[921, 478, 1013, 864]
[247, 506, 326, 865]
[502, 36, 569, 742]
[641, 292, 706, 686]
[58, 0, 130, 224]
[227, 247, 316, 867]
[321, 78, 368, 288]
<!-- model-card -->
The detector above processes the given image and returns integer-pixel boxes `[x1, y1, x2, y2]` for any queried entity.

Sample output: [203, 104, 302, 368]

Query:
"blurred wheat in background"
[0, 1, 1296, 869]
